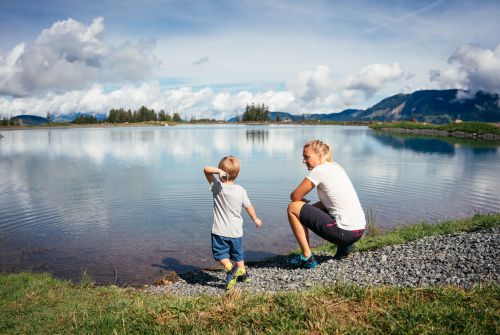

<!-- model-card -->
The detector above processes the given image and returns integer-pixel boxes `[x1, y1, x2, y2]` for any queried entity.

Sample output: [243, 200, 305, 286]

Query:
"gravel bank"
[147, 227, 500, 296]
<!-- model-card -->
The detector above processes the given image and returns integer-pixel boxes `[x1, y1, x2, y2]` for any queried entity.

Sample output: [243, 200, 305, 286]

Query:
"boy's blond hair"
[304, 140, 333, 163]
[218, 156, 240, 181]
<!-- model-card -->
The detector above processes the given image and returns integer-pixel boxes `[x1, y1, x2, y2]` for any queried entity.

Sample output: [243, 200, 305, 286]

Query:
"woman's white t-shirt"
[306, 162, 366, 230]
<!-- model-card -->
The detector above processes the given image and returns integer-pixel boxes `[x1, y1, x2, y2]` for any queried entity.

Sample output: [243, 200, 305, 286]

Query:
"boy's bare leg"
[287, 201, 312, 258]
[219, 258, 233, 271]
[236, 260, 245, 272]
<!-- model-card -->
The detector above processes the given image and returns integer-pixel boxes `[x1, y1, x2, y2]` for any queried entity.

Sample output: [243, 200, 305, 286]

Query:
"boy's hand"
[254, 218, 262, 228]
[219, 171, 229, 182]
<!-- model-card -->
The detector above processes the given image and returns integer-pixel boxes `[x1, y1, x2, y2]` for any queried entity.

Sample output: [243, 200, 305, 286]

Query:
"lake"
[0, 125, 499, 285]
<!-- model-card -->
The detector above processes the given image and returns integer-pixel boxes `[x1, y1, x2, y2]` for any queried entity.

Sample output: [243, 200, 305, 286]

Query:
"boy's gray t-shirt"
[210, 179, 251, 238]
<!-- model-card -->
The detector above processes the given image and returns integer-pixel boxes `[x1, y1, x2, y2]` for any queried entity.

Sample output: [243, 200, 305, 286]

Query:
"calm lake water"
[1, 125, 499, 284]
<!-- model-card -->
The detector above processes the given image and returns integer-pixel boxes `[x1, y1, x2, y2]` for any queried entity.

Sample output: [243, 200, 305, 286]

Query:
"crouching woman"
[287, 140, 366, 268]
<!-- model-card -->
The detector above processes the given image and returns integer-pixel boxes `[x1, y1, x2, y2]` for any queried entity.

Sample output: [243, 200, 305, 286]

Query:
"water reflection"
[0, 126, 297, 163]
[1, 125, 499, 284]
[372, 132, 455, 154]
[371, 131, 499, 156]
[246, 129, 269, 144]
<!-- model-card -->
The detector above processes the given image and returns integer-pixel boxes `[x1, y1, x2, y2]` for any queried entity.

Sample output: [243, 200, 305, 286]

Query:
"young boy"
[204, 156, 262, 290]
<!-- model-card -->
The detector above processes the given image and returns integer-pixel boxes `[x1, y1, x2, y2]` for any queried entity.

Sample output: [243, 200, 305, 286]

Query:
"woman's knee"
[287, 201, 304, 216]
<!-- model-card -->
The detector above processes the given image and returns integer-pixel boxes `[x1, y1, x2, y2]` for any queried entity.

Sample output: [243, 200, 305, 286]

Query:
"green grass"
[369, 121, 500, 135]
[0, 272, 498, 334]
[315, 212, 500, 254]
[1, 213, 499, 334]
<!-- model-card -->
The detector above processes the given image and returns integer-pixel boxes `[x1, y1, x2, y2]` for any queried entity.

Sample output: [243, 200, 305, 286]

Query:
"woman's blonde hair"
[218, 156, 240, 181]
[304, 140, 333, 163]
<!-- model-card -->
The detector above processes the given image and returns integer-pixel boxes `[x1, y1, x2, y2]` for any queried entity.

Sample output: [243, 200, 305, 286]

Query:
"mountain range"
[264, 89, 500, 124]
[8, 112, 107, 125]
[5, 89, 500, 125]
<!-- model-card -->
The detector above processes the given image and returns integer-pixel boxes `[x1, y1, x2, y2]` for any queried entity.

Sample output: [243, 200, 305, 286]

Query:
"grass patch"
[369, 121, 500, 135]
[314, 212, 500, 254]
[0, 272, 498, 334]
[364, 207, 381, 237]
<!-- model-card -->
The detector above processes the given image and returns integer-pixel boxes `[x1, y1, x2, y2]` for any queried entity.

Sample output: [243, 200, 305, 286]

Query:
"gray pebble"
[146, 227, 500, 296]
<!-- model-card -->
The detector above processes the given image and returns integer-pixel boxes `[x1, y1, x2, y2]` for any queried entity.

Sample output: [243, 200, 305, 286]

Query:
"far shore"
[0, 121, 372, 130]
[3, 121, 500, 143]
[370, 121, 500, 141]
[374, 127, 500, 140]
[0, 121, 177, 130]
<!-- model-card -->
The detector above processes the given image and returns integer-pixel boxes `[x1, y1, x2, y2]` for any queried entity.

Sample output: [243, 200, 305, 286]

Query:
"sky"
[0, 0, 499, 120]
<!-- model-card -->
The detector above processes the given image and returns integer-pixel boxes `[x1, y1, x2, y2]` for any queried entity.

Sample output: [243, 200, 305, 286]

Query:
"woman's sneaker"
[225, 266, 245, 290]
[289, 254, 318, 269]
[333, 244, 354, 260]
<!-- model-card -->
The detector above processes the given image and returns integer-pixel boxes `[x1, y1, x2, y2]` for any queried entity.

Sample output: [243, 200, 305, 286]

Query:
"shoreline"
[375, 127, 500, 140]
[1, 213, 498, 289]
[369, 121, 500, 141]
[1, 213, 498, 333]
[0, 122, 176, 131]
[147, 225, 499, 296]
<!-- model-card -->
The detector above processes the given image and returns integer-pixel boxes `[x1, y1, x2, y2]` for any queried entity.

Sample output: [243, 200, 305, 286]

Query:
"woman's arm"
[290, 178, 315, 202]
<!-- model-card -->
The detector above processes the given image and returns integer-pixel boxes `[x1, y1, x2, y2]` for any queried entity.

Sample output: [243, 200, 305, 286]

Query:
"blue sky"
[1, 0, 499, 119]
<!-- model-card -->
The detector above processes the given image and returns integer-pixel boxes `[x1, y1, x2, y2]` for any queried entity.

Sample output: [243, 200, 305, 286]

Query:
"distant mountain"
[268, 111, 302, 122]
[52, 112, 107, 122]
[319, 90, 499, 123]
[229, 89, 500, 124]
[11, 115, 48, 125]
[7, 112, 107, 125]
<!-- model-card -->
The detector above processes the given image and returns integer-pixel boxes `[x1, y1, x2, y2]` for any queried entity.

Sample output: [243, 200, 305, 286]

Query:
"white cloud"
[286, 65, 336, 102]
[430, 43, 500, 95]
[347, 62, 404, 98]
[429, 68, 468, 89]
[451, 43, 500, 94]
[0, 43, 26, 95]
[0, 61, 409, 119]
[0, 17, 154, 96]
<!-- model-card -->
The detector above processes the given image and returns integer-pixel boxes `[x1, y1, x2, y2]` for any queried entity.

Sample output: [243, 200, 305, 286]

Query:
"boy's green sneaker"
[225, 266, 245, 290]
[237, 271, 251, 283]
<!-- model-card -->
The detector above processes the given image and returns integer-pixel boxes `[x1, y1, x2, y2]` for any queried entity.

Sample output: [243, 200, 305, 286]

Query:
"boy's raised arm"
[245, 205, 262, 228]
[204, 166, 224, 183]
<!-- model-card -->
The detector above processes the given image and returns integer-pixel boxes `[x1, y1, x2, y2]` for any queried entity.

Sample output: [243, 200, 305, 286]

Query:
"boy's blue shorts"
[211, 234, 244, 262]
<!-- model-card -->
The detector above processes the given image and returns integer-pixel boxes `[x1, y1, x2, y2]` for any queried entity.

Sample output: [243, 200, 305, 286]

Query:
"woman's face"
[303, 147, 323, 170]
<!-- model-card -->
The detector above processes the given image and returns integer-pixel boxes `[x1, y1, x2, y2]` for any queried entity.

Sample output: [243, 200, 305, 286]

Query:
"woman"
[287, 140, 366, 268]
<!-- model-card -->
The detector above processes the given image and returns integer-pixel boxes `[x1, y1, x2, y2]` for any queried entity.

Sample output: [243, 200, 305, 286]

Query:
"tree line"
[241, 103, 270, 122]
[104, 107, 182, 123]
[1, 102, 272, 126]
[1, 117, 14, 126]
[1, 107, 184, 125]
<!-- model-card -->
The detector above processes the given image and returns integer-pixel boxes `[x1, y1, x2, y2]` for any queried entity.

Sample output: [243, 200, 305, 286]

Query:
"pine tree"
[172, 112, 182, 122]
